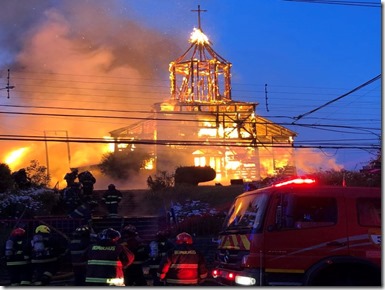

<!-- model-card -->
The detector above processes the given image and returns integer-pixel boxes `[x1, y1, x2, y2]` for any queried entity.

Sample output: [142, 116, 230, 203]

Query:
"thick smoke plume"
[0, 1, 182, 189]
[0, 1, 343, 189]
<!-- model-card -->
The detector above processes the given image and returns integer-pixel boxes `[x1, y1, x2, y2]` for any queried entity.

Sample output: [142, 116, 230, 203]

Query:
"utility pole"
[44, 130, 71, 180]
[0, 69, 15, 98]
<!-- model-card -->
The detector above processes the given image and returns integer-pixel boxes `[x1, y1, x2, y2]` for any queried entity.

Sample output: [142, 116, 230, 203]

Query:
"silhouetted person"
[78, 171, 96, 197]
[64, 168, 78, 187]
[102, 184, 122, 217]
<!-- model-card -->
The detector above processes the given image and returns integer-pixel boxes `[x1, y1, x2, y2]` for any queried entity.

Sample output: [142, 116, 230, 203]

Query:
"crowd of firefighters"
[3, 168, 209, 286]
[62, 168, 124, 219]
[4, 224, 208, 286]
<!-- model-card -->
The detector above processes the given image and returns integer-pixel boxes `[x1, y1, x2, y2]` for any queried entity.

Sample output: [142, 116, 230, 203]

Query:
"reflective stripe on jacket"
[157, 244, 208, 285]
[69, 237, 89, 267]
[102, 189, 122, 204]
[5, 238, 31, 266]
[85, 242, 133, 285]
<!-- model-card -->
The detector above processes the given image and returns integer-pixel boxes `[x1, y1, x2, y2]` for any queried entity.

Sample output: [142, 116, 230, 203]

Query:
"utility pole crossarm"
[0, 69, 15, 98]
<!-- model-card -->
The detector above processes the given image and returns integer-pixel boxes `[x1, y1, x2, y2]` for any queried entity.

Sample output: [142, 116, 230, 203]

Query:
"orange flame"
[103, 136, 115, 153]
[4, 147, 29, 170]
[190, 28, 209, 44]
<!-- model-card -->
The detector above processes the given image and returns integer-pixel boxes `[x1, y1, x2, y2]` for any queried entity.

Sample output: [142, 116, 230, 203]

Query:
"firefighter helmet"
[99, 228, 121, 243]
[176, 232, 193, 245]
[11, 228, 26, 237]
[108, 184, 115, 190]
[75, 225, 90, 234]
[35, 225, 50, 234]
[122, 224, 138, 238]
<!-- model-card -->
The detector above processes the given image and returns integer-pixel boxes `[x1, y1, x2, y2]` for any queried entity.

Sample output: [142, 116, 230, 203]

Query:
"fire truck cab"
[212, 178, 381, 286]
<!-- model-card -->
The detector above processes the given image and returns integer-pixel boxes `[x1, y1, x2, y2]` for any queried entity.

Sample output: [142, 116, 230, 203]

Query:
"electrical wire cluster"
[0, 70, 381, 153]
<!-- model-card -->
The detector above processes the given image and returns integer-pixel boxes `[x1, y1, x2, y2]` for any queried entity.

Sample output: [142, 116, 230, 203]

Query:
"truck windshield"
[222, 192, 269, 232]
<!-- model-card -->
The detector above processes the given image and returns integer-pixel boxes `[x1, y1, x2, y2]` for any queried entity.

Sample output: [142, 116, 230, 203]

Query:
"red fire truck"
[212, 178, 381, 286]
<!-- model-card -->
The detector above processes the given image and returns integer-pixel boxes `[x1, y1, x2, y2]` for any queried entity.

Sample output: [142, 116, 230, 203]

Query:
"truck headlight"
[235, 275, 256, 286]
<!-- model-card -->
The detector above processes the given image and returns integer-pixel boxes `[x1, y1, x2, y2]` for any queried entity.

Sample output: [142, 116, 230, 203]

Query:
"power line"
[0, 109, 380, 135]
[283, 0, 381, 7]
[0, 134, 379, 150]
[12, 71, 380, 100]
[292, 74, 381, 123]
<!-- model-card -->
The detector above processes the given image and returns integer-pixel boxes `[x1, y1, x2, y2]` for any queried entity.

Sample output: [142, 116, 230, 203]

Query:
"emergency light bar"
[273, 178, 316, 187]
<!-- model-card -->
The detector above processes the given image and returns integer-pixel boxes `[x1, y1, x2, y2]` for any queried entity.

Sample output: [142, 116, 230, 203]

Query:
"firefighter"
[147, 230, 174, 286]
[4, 227, 33, 286]
[30, 225, 67, 286]
[68, 198, 98, 225]
[63, 182, 82, 214]
[102, 184, 122, 217]
[120, 224, 150, 286]
[78, 171, 96, 198]
[157, 232, 208, 286]
[69, 225, 93, 286]
[85, 228, 134, 286]
[64, 168, 78, 187]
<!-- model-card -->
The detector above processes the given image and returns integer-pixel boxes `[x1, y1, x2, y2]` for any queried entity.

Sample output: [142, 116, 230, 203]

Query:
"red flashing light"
[212, 269, 219, 278]
[273, 178, 316, 187]
[227, 273, 235, 280]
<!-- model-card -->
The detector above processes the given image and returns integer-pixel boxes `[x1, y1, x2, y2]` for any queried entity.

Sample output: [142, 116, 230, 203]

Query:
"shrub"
[174, 166, 216, 185]
[0, 187, 59, 219]
[26, 160, 50, 187]
[0, 163, 14, 192]
[147, 171, 174, 191]
[99, 149, 151, 180]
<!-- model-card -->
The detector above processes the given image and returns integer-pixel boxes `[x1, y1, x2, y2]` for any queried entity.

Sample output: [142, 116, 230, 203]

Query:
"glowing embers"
[273, 177, 316, 187]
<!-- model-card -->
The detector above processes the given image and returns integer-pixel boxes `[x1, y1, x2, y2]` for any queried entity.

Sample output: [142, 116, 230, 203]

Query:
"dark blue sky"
[130, 0, 381, 170]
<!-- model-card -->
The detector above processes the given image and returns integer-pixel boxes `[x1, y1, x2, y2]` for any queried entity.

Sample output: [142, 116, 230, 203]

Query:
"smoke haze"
[0, 1, 343, 189]
[0, 1, 182, 189]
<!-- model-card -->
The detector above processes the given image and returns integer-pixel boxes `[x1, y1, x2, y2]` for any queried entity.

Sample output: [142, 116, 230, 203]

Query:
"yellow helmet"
[35, 225, 50, 234]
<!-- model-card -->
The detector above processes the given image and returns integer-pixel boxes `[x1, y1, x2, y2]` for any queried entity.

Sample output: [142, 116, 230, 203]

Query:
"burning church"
[108, 7, 297, 184]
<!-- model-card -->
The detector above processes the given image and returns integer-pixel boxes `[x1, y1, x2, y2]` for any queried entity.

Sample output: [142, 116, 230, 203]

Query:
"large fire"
[103, 136, 115, 154]
[4, 147, 29, 170]
[0, 2, 345, 189]
[190, 28, 209, 44]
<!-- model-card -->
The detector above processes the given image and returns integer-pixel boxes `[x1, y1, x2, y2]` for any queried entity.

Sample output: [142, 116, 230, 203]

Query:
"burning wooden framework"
[109, 10, 297, 182]
[169, 27, 232, 103]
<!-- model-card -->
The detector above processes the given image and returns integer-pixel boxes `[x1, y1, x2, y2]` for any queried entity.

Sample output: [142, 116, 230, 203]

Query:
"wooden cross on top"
[191, 5, 207, 30]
